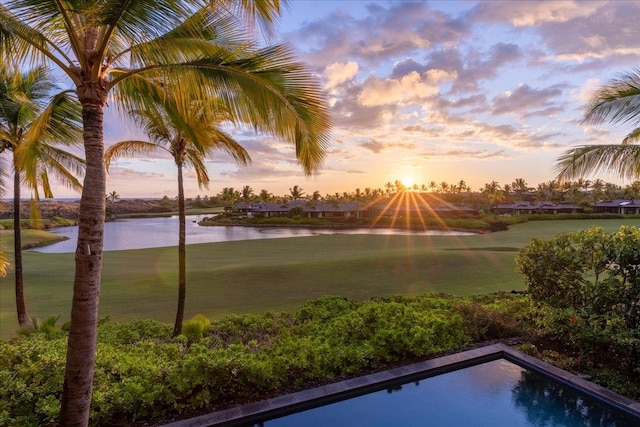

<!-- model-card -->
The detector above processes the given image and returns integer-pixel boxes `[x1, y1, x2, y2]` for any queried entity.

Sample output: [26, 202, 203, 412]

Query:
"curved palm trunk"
[173, 163, 186, 336]
[12, 157, 27, 326]
[60, 103, 106, 426]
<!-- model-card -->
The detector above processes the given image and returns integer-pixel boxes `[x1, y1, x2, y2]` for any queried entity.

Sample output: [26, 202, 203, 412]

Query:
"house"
[593, 199, 640, 214]
[233, 201, 366, 218]
[493, 201, 582, 215]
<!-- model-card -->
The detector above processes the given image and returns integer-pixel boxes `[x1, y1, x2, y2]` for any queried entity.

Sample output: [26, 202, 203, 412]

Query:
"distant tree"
[221, 187, 240, 211]
[0, 65, 83, 327]
[259, 189, 271, 204]
[311, 190, 321, 202]
[105, 191, 120, 203]
[290, 185, 305, 200]
[482, 181, 504, 213]
[512, 178, 529, 199]
[384, 181, 395, 195]
[428, 181, 437, 193]
[241, 185, 254, 202]
[556, 69, 640, 181]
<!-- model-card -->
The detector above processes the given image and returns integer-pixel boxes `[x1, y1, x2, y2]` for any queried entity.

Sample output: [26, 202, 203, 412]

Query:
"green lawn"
[1, 218, 638, 339]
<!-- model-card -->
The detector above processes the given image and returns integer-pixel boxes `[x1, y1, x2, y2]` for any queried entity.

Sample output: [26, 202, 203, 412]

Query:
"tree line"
[184, 177, 640, 211]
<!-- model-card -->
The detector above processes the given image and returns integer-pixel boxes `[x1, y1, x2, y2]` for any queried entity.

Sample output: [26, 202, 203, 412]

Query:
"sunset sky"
[46, 1, 640, 198]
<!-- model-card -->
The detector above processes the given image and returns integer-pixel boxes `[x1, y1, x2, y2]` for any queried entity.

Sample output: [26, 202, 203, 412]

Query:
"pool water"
[253, 359, 639, 427]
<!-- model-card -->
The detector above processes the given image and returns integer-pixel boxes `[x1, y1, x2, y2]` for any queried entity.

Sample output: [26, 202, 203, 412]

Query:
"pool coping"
[160, 343, 640, 427]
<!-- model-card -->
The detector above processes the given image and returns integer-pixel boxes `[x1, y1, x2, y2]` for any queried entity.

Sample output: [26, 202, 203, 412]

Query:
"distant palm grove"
[182, 177, 640, 214]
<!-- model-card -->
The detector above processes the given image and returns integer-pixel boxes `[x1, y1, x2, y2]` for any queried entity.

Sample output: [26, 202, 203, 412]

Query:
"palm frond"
[623, 127, 640, 145]
[555, 144, 640, 182]
[583, 68, 640, 127]
[0, 3, 75, 72]
[104, 140, 164, 170]
[184, 146, 210, 189]
[21, 90, 82, 148]
[124, 6, 251, 68]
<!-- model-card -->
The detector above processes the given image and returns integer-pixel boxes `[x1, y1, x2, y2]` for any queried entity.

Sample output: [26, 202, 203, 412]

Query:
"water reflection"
[512, 370, 638, 426]
[29, 215, 475, 253]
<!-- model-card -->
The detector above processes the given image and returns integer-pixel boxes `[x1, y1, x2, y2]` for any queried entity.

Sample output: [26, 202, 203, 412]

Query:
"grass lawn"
[1, 218, 638, 339]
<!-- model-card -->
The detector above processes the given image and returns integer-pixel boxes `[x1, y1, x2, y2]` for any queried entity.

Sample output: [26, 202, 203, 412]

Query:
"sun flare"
[401, 176, 414, 189]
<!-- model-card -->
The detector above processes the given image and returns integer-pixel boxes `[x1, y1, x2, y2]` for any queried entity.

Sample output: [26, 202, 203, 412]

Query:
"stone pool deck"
[160, 343, 640, 427]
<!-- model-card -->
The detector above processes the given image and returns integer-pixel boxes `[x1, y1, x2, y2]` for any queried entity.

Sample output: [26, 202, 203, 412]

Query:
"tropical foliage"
[105, 92, 250, 336]
[0, 0, 331, 424]
[516, 226, 640, 373]
[0, 293, 530, 426]
[0, 64, 83, 326]
[556, 69, 640, 181]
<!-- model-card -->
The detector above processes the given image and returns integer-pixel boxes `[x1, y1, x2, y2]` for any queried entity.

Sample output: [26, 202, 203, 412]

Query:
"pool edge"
[159, 343, 640, 427]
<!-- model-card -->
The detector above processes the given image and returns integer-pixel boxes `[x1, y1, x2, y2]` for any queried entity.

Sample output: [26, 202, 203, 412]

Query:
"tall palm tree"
[0, 2, 331, 424]
[0, 65, 83, 327]
[106, 94, 250, 336]
[0, 156, 8, 278]
[556, 69, 640, 181]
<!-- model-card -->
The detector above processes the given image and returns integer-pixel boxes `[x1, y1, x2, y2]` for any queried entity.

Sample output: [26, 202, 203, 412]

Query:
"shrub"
[516, 226, 640, 368]
[0, 293, 536, 426]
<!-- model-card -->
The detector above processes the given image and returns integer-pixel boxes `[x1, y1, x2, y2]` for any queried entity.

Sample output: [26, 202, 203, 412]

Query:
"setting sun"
[401, 176, 414, 189]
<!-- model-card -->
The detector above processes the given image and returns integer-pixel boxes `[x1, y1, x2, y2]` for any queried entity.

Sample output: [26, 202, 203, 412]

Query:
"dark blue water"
[254, 359, 639, 427]
[29, 215, 474, 253]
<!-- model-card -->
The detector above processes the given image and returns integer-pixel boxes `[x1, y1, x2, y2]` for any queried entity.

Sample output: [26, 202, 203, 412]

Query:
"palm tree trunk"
[173, 163, 186, 336]
[12, 160, 27, 326]
[60, 103, 106, 426]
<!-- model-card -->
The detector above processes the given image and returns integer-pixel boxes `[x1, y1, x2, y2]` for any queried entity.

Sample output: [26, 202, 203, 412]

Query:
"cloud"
[359, 140, 386, 153]
[357, 70, 449, 107]
[106, 166, 166, 180]
[288, 1, 470, 68]
[491, 83, 564, 116]
[571, 78, 601, 104]
[324, 61, 359, 89]
[419, 149, 508, 159]
[471, 1, 605, 27]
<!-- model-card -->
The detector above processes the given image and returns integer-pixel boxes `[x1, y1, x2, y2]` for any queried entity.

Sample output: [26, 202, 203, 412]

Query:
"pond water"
[30, 215, 475, 253]
[253, 359, 640, 427]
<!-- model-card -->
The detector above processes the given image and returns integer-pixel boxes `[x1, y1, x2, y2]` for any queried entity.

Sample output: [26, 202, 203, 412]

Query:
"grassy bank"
[1, 218, 638, 339]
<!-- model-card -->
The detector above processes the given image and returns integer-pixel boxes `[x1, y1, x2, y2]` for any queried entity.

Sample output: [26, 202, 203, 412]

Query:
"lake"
[29, 215, 475, 253]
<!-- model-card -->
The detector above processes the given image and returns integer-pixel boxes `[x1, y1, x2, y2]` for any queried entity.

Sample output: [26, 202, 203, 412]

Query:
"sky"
[21, 1, 640, 198]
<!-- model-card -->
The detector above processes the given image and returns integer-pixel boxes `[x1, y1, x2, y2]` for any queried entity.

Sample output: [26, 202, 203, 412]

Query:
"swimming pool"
[254, 358, 637, 426]
[161, 344, 640, 427]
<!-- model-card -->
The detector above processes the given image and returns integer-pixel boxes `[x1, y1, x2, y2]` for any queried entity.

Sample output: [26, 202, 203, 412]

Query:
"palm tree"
[241, 185, 254, 203]
[258, 189, 271, 203]
[482, 181, 504, 214]
[105, 94, 250, 337]
[105, 190, 120, 203]
[384, 181, 395, 195]
[0, 156, 9, 278]
[512, 178, 528, 199]
[0, 2, 331, 424]
[556, 69, 640, 181]
[0, 65, 83, 327]
[290, 184, 304, 200]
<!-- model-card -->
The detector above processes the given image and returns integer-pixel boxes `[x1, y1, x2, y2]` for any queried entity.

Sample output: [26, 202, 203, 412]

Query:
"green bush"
[0, 293, 529, 426]
[516, 226, 640, 366]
